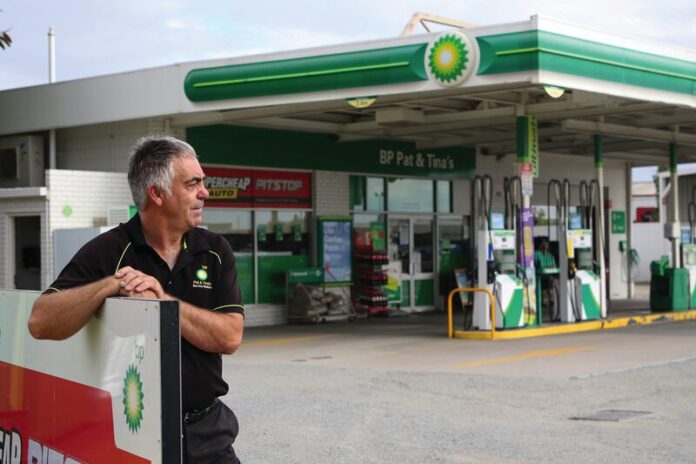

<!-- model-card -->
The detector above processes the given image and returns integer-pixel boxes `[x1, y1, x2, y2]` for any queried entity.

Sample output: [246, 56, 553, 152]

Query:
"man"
[28, 136, 244, 463]
[534, 239, 557, 271]
[534, 239, 558, 321]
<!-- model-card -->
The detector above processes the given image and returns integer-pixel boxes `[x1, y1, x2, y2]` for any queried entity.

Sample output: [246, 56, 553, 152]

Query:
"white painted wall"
[604, 164, 629, 299]
[45, 170, 133, 284]
[632, 223, 671, 283]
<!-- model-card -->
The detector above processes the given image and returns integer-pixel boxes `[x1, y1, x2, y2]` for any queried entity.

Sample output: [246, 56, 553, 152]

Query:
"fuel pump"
[471, 175, 524, 330]
[558, 179, 602, 322]
[536, 179, 563, 322]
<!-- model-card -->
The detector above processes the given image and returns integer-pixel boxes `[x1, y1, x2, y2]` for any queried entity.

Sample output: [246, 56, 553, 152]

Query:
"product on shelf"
[353, 246, 390, 316]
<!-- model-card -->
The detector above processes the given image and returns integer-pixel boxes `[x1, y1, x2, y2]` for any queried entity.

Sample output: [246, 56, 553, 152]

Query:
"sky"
[1, 0, 695, 91]
[1, 0, 694, 180]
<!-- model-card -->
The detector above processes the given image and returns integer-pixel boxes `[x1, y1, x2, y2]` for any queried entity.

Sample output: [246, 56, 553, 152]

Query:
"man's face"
[161, 155, 209, 231]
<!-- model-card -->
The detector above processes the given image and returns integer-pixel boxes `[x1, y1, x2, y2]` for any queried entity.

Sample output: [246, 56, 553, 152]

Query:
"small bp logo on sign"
[196, 268, 208, 281]
[123, 364, 145, 433]
[425, 31, 474, 87]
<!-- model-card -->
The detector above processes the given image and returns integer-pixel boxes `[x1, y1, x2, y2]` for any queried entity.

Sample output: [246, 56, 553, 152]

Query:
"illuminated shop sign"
[203, 167, 312, 209]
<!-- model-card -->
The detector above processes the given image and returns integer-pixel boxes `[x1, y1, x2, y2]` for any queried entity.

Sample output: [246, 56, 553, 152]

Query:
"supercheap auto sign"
[203, 166, 311, 209]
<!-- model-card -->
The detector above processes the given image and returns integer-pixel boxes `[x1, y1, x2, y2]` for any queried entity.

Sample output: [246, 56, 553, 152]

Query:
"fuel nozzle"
[569, 259, 577, 278]
[487, 260, 500, 284]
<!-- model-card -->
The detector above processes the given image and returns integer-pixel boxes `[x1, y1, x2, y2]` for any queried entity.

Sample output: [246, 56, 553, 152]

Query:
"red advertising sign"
[0, 361, 149, 464]
[203, 166, 311, 209]
[0, 293, 181, 464]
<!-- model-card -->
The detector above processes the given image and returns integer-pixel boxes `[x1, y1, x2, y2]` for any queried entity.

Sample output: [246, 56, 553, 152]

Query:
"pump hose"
[562, 179, 571, 229]
[589, 180, 609, 268]
[547, 180, 562, 240]
[552, 278, 561, 321]
[621, 247, 641, 282]
[494, 284, 505, 329]
[503, 177, 511, 230]
[482, 175, 495, 260]
[579, 180, 590, 229]
[630, 249, 640, 280]
[570, 272, 581, 321]
[688, 201, 696, 244]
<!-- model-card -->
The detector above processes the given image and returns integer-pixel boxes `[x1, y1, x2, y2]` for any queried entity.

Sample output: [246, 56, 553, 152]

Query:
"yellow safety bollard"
[447, 287, 496, 339]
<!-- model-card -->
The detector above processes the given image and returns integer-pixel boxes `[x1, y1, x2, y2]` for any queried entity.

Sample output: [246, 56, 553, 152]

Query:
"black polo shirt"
[48, 214, 244, 413]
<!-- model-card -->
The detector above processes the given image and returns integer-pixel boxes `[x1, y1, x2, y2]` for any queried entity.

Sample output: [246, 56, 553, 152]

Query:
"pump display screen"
[490, 212, 504, 230]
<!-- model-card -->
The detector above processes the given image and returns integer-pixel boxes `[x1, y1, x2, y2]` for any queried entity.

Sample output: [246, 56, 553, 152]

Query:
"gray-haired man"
[29, 135, 245, 463]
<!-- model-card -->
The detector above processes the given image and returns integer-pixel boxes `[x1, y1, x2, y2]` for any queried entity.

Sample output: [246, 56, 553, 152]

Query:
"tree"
[0, 9, 11, 50]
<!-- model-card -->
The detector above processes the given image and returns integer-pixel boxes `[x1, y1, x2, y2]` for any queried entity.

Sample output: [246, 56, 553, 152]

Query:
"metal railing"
[447, 287, 496, 339]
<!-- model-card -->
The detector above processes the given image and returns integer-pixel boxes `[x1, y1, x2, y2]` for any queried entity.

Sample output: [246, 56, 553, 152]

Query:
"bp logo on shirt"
[425, 31, 475, 87]
[193, 266, 212, 289]
[123, 364, 145, 433]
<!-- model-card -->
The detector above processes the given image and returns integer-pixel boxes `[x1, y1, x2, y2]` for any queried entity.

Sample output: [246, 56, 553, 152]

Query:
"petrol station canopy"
[1, 15, 695, 164]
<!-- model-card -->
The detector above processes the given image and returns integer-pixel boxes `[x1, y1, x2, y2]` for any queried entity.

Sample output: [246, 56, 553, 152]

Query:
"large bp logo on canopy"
[425, 31, 475, 87]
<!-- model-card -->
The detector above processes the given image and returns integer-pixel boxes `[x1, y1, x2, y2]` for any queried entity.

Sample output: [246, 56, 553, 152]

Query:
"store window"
[387, 178, 434, 212]
[256, 211, 311, 304]
[366, 177, 386, 212]
[350, 176, 386, 212]
[436, 180, 452, 213]
[351, 176, 453, 214]
[201, 209, 254, 304]
[349, 176, 365, 212]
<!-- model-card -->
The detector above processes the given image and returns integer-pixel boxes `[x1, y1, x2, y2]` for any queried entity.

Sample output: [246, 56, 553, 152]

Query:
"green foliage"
[0, 9, 10, 50]
[0, 30, 10, 50]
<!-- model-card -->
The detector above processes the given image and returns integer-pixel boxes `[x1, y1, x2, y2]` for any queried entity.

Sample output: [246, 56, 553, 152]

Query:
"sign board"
[454, 268, 471, 306]
[369, 221, 386, 251]
[383, 261, 402, 303]
[611, 211, 626, 234]
[317, 217, 352, 284]
[516, 116, 539, 177]
[203, 166, 311, 209]
[189, 125, 476, 180]
[0, 292, 181, 464]
[571, 229, 593, 249]
[520, 207, 535, 266]
[287, 267, 324, 285]
[488, 230, 516, 251]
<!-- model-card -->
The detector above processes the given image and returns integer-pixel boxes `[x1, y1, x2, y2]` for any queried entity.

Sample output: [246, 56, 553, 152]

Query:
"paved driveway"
[224, 314, 696, 463]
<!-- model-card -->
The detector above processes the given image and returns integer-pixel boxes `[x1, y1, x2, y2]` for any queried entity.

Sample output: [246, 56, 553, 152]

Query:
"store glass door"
[388, 216, 435, 311]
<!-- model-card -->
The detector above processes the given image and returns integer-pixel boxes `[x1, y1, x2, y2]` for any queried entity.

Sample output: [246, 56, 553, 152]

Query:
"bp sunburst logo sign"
[123, 364, 145, 433]
[425, 31, 474, 87]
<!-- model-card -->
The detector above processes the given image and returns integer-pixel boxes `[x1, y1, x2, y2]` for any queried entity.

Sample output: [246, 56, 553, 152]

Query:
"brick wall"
[315, 171, 349, 216]
[45, 170, 133, 284]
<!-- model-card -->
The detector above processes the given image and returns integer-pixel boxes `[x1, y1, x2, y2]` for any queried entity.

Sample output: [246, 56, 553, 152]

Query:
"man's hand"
[115, 266, 165, 298]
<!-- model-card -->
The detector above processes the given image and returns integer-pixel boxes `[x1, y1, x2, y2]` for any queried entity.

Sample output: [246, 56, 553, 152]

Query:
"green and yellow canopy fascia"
[184, 29, 696, 102]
